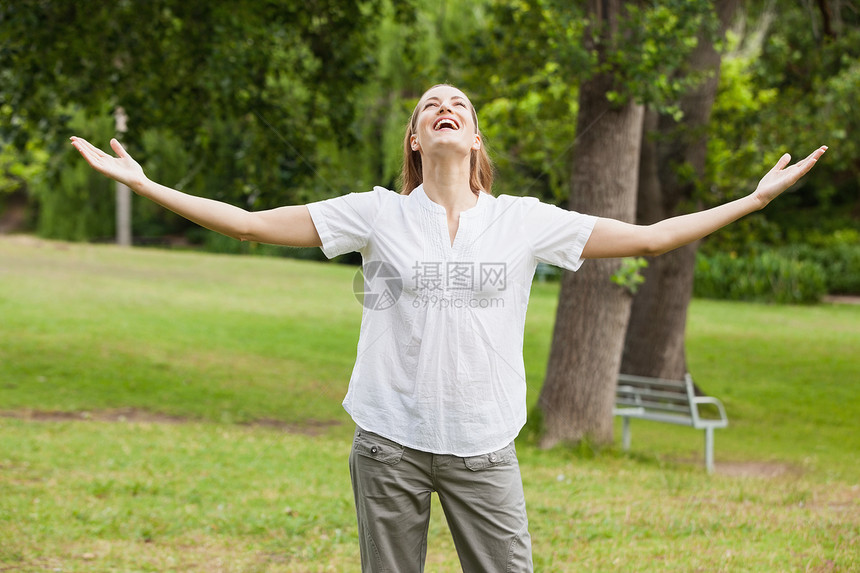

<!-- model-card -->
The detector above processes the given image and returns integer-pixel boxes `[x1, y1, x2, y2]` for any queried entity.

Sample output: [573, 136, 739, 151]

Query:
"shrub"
[778, 236, 860, 295]
[34, 108, 116, 242]
[694, 251, 827, 304]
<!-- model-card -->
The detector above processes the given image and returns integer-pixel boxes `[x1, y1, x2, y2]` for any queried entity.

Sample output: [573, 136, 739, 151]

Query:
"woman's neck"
[421, 156, 476, 213]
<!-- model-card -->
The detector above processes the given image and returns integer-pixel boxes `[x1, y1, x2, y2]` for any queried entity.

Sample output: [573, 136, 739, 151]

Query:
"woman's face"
[410, 85, 481, 157]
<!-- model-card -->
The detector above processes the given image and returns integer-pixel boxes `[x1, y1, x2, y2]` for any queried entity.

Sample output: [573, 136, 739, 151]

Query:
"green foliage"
[0, 106, 48, 198]
[2, 0, 858, 250]
[464, 0, 718, 204]
[606, 0, 718, 117]
[705, 3, 860, 251]
[693, 251, 827, 304]
[705, 37, 781, 208]
[32, 108, 116, 241]
[131, 127, 195, 239]
[1, 1, 379, 143]
[778, 234, 860, 295]
[1, 0, 384, 240]
[610, 256, 648, 295]
[753, 1, 860, 184]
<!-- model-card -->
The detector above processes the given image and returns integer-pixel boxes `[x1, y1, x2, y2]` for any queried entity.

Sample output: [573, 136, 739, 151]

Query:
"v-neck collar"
[411, 184, 489, 249]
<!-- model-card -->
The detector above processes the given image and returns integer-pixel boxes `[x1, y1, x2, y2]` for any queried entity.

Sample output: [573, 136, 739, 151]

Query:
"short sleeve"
[306, 186, 391, 259]
[522, 199, 597, 272]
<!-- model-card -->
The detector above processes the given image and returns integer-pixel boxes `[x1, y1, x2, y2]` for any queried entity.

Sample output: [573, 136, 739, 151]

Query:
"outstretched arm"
[70, 137, 322, 247]
[582, 146, 828, 259]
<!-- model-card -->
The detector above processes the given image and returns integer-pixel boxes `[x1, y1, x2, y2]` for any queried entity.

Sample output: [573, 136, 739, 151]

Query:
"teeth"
[435, 119, 458, 130]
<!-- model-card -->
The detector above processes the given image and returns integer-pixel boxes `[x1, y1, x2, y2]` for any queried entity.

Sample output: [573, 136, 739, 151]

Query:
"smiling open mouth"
[433, 117, 460, 131]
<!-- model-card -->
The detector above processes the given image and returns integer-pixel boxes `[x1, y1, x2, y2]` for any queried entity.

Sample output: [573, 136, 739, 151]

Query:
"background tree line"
[2, 0, 857, 446]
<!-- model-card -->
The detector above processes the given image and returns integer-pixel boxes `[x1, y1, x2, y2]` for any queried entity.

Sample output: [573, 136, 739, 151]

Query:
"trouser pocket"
[462, 440, 517, 471]
[352, 427, 405, 465]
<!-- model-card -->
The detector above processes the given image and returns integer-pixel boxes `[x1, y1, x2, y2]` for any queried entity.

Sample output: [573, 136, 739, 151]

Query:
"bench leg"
[704, 427, 715, 474]
[622, 417, 631, 451]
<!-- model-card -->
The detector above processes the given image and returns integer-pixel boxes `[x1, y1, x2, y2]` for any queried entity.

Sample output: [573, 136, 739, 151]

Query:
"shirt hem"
[346, 408, 526, 458]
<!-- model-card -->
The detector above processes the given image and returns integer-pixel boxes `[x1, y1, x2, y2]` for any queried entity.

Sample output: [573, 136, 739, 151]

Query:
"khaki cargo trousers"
[349, 427, 533, 572]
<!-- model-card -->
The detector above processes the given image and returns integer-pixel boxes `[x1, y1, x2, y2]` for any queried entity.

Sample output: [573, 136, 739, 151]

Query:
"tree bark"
[621, 0, 739, 381]
[538, 0, 644, 447]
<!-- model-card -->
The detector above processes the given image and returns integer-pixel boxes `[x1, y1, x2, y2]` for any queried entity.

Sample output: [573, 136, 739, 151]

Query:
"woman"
[71, 84, 826, 572]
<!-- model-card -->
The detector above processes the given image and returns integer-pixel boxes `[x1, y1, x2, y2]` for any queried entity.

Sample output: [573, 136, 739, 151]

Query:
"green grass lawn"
[1, 236, 858, 571]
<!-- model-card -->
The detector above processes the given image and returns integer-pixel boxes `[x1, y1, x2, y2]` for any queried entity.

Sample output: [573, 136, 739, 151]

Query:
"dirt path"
[0, 408, 341, 436]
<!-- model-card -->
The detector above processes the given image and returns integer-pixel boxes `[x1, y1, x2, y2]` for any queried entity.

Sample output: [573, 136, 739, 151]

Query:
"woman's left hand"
[752, 145, 828, 209]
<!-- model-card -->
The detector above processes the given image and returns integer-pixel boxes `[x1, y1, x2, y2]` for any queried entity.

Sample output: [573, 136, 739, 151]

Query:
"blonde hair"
[399, 84, 494, 196]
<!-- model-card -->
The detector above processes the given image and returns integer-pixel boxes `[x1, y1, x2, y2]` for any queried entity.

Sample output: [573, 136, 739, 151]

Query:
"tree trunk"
[621, 0, 739, 381]
[538, 1, 644, 446]
[619, 108, 699, 380]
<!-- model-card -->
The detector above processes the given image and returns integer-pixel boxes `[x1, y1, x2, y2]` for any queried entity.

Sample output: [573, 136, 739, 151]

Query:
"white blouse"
[307, 184, 596, 456]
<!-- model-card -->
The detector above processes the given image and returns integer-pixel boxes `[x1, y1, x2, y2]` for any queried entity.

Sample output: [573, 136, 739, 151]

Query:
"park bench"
[613, 373, 728, 473]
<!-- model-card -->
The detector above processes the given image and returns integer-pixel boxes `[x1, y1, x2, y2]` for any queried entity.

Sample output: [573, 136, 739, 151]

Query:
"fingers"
[71, 136, 103, 157]
[70, 137, 101, 166]
[773, 153, 792, 172]
[110, 138, 130, 158]
[792, 145, 828, 177]
[70, 136, 127, 160]
[770, 145, 827, 177]
[70, 136, 119, 174]
[805, 145, 827, 164]
[71, 137, 123, 169]
[798, 145, 827, 165]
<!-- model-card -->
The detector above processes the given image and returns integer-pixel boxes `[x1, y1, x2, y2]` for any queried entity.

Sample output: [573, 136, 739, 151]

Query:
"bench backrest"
[615, 373, 728, 428]
[616, 373, 695, 418]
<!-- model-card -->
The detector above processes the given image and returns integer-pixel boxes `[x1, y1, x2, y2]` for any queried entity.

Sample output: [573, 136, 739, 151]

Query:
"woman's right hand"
[70, 137, 146, 189]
